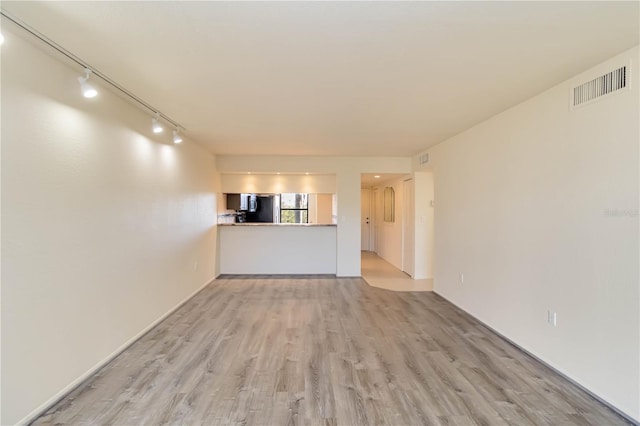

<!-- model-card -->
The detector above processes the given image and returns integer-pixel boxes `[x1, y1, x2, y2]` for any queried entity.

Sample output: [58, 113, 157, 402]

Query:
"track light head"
[80, 83, 97, 99]
[78, 68, 97, 98]
[173, 129, 183, 144]
[152, 114, 163, 134]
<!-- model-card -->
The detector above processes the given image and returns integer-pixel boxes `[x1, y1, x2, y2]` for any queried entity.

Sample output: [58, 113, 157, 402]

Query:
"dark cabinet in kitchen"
[226, 194, 256, 212]
[226, 193, 241, 211]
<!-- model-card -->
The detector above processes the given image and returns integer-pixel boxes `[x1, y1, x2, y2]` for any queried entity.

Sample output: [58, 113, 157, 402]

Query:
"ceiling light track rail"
[0, 9, 185, 132]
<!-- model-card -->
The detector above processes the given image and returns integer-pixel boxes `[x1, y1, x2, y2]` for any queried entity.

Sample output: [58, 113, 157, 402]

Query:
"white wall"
[413, 172, 434, 279]
[308, 193, 333, 224]
[309, 194, 333, 223]
[1, 27, 220, 425]
[219, 226, 337, 274]
[309, 194, 318, 224]
[415, 46, 639, 420]
[216, 156, 412, 276]
[221, 173, 336, 194]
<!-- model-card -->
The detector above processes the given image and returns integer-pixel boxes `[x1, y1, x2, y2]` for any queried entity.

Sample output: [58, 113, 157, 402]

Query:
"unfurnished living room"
[1, 1, 639, 425]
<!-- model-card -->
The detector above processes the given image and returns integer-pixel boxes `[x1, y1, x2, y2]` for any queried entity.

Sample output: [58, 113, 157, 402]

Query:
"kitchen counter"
[218, 223, 336, 226]
[218, 223, 337, 274]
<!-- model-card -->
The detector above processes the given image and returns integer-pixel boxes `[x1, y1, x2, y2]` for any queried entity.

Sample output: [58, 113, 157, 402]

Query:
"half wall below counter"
[218, 224, 337, 274]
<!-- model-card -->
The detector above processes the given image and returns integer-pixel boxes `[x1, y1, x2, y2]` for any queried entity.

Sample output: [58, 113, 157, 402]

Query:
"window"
[280, 193, 308, 224]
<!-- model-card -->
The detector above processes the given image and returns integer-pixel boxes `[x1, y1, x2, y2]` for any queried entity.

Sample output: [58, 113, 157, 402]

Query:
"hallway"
[361, 251, 433, 292]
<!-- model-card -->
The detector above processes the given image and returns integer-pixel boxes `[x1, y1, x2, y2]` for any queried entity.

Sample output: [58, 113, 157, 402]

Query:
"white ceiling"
[3, 1, 639, 157]
[361, 173, 407, 188]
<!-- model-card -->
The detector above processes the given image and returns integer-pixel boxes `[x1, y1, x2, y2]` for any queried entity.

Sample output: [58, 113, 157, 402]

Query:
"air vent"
[572, 65, 628, 108]
[418, 153, 429, 165]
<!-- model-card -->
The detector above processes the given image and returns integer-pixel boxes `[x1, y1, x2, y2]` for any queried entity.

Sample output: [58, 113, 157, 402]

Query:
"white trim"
[16, 276, 217, 426]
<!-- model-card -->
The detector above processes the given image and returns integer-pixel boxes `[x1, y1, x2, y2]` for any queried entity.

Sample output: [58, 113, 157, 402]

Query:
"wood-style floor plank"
[32, 277, 632, 426]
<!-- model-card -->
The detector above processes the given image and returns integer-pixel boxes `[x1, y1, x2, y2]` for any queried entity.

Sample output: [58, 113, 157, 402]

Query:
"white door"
[402, 179, 414, 276]
[371, 188, 378, 252]
[361, 188, 371, 251]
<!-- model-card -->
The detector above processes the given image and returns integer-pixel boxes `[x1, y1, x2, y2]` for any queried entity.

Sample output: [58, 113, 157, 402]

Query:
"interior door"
[370, 188, 378, 252]
[402, 179, 414, 276]
[361, 188, 371, 251]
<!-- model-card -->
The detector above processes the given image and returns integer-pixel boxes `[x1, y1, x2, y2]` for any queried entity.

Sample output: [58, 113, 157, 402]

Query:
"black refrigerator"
[245, 196, 275, 223]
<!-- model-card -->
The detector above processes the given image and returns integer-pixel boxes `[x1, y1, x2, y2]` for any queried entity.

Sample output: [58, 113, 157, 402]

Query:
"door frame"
[402, 178, 414, 277]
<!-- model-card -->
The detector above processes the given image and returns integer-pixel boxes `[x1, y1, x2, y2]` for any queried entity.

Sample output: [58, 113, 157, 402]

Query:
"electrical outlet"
[193, 262, 198, 271]
[547, 310, 557, 326]
[460, 273, 464, 284]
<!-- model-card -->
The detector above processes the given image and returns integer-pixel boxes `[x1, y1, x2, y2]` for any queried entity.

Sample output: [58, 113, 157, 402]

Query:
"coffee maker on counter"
[235, 211, 247, 223]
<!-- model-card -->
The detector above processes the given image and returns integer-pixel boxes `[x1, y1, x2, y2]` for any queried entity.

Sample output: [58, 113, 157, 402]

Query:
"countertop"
[218, 223, 337, 227]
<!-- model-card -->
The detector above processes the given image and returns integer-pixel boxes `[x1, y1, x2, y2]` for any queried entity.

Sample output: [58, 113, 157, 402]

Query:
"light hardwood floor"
[33, 277, 630, 425]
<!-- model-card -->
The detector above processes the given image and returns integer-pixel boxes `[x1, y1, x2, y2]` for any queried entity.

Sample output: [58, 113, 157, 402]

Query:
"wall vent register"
[571, 65, 628, 108]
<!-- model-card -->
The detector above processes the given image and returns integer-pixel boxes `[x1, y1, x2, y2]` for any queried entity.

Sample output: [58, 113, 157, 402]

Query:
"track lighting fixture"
[151, 113, 163, 134]
[173, 129, 183, 144]
[78, 68, 97, 98]
[3, 10, 188, 140]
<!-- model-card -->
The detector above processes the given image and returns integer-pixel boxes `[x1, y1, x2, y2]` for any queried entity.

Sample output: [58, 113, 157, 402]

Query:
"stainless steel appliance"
[247, 194, 257, 212]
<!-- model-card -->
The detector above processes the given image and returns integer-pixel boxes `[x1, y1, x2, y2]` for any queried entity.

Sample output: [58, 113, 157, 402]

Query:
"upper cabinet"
[226, 194, 257, 212]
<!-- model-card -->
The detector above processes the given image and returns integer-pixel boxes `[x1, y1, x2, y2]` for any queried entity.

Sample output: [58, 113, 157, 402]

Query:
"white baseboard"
[434, 291, 640, 426]
[17, 276, 217, 426]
